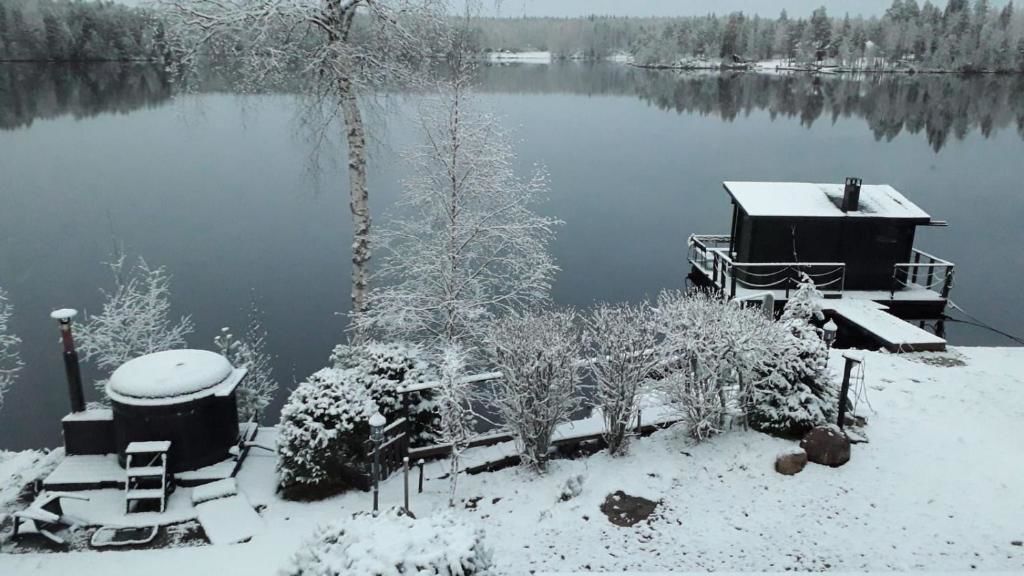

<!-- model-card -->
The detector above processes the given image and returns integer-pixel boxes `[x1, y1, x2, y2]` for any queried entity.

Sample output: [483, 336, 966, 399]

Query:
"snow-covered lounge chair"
[11, 492, 90, 545]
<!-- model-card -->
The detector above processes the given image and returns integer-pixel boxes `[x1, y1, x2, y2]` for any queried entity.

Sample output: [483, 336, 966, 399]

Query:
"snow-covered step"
[126, 466, 164, 478]
[125, 441, 172, 454]
[125, 488, 165, 501]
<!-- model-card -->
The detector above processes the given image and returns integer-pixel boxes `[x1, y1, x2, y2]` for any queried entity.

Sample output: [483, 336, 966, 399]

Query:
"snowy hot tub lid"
[108, 349, 235, 401]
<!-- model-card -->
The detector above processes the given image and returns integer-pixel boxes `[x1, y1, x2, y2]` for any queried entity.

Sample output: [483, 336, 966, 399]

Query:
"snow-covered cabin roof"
[723, 181, 932, 221]
[108, 349, 234, 400]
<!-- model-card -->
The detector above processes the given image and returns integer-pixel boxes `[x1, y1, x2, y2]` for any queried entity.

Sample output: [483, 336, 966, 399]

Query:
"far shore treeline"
[1, 0, 1023, 73]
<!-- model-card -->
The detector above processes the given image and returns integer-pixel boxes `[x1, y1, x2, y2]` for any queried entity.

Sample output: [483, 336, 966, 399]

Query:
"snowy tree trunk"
[340, 75, 371, 318]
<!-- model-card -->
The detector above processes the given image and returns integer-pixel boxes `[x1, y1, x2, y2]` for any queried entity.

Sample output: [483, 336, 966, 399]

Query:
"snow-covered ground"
[2, 347, 1023, 574]
[487, 51, 552, 63]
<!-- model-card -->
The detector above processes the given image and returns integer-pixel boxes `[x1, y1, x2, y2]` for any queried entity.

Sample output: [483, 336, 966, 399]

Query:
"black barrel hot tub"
[106, 349, 245, 473]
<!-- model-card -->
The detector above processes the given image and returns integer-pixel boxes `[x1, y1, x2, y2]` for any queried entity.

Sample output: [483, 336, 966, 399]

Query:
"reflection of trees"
[0, 63, 171, 130]
[3, 62, 1024, 153]
[475, 64, 1024, 152]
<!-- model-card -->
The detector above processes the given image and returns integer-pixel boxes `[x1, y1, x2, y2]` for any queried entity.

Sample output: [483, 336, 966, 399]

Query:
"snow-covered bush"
[329, 340, 439, 445]
[486, 309, 584, 472]
[748, 275, 837, 436]
[654, 290, 775, 441]
[276, 340, 438, 498]
[0, 287, 22, 413]
[214, 300, 278, 421]
[276, 366, 374, 499]
[78, 254, 193, 400]
[281, 507, 493, 576]
[584, 302, 661, 455]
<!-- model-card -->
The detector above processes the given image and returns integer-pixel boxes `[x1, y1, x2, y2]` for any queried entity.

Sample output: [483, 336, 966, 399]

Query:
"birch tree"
[0, 287, 22, 413]
[435, 344, 474, 505]
[584, 302, 661, 456]
[78, 254, 194, 399]
[357, 51, 560, 354]
[160, 0, 445, 317]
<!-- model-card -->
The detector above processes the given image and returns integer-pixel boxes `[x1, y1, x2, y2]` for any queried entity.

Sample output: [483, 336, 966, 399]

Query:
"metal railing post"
[941, 268, 954, 299]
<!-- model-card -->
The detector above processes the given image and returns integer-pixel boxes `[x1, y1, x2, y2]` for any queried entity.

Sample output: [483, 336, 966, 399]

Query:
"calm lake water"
[2, 63, 1023, 450]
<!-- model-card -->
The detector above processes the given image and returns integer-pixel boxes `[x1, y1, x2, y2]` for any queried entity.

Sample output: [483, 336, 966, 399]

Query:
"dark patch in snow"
[600, 491, 659, 527]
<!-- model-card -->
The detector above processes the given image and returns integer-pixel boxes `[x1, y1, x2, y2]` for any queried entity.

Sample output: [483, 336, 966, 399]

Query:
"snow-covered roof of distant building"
[107, 349, 234, 400]
[723, 181, 932, 221]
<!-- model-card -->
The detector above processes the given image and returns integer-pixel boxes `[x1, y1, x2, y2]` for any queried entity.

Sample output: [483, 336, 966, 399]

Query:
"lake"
[1, 62, 1022, 450]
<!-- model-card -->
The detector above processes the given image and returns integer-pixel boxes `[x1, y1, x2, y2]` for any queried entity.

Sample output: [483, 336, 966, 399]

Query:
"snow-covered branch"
[0, 286, 22, 413]
[214, 296, 278, 421]
[77, 254, 194, 400]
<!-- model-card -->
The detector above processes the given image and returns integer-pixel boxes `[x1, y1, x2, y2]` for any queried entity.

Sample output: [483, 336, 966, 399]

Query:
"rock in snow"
[774, 447, 808, 475]
[800, 425, 852, 467]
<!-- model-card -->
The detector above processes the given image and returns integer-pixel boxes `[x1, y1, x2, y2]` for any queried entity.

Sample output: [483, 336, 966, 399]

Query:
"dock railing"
[688, 235, 846, 299]
[891, 248, 955, 299]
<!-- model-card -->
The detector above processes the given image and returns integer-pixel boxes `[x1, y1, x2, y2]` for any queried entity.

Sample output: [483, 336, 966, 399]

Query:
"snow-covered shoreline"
[2, 346, 1023, 574]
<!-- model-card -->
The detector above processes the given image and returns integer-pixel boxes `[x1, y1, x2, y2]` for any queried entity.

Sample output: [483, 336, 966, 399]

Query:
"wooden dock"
[822, 299, 946, 352]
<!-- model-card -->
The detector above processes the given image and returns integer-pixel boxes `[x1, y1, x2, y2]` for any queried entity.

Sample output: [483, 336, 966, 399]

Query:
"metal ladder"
[124, 441, 171, 514]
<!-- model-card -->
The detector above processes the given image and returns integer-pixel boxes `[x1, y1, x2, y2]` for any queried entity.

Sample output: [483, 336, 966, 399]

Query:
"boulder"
[800, 425, 851, 467]
[775, 448, 808, 475]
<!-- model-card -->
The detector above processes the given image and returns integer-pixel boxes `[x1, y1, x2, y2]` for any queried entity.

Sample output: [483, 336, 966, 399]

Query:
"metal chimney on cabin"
[841, 177, 862, 212]
[51, 308, 85, 413]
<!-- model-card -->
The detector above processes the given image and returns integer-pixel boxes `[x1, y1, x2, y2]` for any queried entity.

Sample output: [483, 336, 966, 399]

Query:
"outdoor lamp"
[369, 412, 386, 513]
[823, 319, 838, 348]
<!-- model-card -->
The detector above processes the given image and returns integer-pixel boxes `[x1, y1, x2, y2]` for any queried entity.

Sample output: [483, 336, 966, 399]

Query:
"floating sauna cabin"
[689, 178, 955, 351]
[106, 350, 246, 472]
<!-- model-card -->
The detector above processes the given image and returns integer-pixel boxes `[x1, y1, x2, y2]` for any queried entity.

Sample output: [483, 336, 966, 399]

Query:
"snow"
[0, 449, 63, 520]
[125, 441, 172, 454]
[191, 479, 237, 505]
[724, 181, 932, 221]
[195, 493, 262, 545]
[61, 409, 113, 423]
[107, 349, 233, 399]
[4, 347, 1024, 574]
[825, 299, 946, 350]
[487, 50, 551, 63]
[43, 455, 123, 489]
[49, 308, 78, 321]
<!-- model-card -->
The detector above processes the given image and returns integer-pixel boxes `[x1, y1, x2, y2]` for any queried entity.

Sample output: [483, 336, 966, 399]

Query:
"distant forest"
[469, 0, 1024, 72]
[1, 0, 1023, 73]
[0, 0, 172, 62]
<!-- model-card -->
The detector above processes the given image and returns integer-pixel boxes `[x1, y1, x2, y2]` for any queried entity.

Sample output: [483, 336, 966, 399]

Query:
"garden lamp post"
[823, 319, 838, 365]
[369, 412, 386, 514]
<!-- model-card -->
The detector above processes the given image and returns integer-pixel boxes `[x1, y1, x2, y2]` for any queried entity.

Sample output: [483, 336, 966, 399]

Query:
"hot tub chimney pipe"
[51, 309, 85, 413]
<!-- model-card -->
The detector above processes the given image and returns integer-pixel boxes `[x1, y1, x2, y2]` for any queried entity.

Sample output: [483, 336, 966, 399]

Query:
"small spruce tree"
[749, 275, 837, 436]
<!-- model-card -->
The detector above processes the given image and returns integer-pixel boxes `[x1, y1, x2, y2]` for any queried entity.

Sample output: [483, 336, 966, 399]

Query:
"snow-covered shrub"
[654, 290, 775, 441]
[584, 302, 661, 455]
[329, 340, 439, 445]
[277, 340, 439, 498]
[486, 309, 584, 472]
[0, 287, 22, 413]
[281, 508, 493, 576]
[214, 300, 278, 421]
[276, 366, 375, 499]
[748, 275, 837, 436]
[78, 253, 193, 400]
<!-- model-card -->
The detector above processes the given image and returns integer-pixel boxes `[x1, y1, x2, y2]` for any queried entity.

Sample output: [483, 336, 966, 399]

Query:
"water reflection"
[478, 64, 1024, 152]
[2, 62, 1023, 153]
[0, 63, 172, 130]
